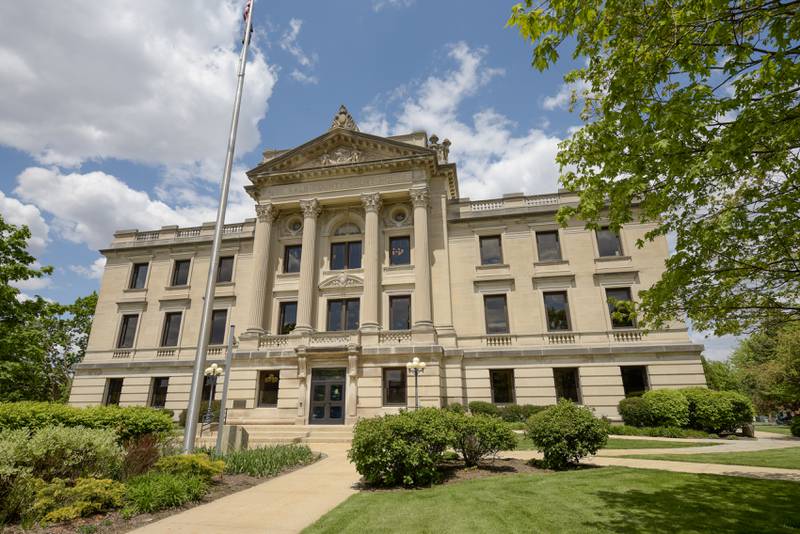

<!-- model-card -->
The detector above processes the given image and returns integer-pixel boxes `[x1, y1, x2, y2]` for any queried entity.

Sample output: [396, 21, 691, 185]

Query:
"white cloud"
[359, 42, 563, 199]
[0, 190, 49, 254]
[11, 276, 52, 292]
[542, 79, 590, 111]
[290, 69, 319, 85]
[70, 257, 107, 280]
[13, 167, 256, 251]
[0, 2, 277, 171]
[373, 0, 415, 12]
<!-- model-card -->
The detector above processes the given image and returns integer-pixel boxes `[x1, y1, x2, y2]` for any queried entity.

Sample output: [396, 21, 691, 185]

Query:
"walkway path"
[599, 430, 800, 456]
[132, 443, 359, 534]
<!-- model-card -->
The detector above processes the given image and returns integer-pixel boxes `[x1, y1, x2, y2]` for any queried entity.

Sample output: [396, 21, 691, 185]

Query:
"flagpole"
[183, 0, 255, 453]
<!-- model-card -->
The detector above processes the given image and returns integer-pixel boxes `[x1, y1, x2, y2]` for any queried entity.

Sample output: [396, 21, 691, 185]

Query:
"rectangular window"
[284, 245, 302, 273]
[479, 235, 503, 265]
[217, 256, 234, 283]
[103, 378, 123, 406]
[257, 370, 280, 407]
[171, 259, 191, 286]
[149, 377, 169, 408]
[536, 231, 562, 261]
[606, 287, 635, 328]
[543, 291, 571, 331]
[621, 366, 649, 397]
[596, 227, 623, 257]
[117, 314, 138, 348]
[383, 367, 407, 405]
[483, 295, 510, 334]
[202, 375, 215, 402]
[209, 309, 227, 345]
[330, 241, 362, 270]
[326, 298, 360, 331]
[129, 263, 148, 289]
[278, 301, 297, 335]
[490, 369, 515, 404]
[389, 236, 411, 266]
[553, 367, 581, 403]
[389, 295, 411, 330]
[160, 312, 182, 347]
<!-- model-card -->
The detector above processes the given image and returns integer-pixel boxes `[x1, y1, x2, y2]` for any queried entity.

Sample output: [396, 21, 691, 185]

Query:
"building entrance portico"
[309, 367, 347, 424]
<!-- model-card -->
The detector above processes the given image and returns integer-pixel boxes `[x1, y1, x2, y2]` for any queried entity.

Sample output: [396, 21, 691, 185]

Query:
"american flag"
[242, 0, 253, 42]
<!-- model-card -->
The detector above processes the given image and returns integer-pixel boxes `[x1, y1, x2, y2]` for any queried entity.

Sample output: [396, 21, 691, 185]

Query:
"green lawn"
[515, 435, 714, 451]
[755, 424, 793, 436]
[625, 446, 800, 470]
[304, 467, 800, 533]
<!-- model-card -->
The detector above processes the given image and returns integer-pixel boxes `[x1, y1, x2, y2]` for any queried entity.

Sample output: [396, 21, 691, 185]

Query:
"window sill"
[534, 259, 568, 267]
[384, 264, 413, 272]
[276, 272, 300, 279]
[215, 281, 234, 287]
[594, 255, 631, 262]
[322, 268, 364, 276]
[165, 284, 190, 290]
[123, 287, 147, 293]
[476, 263, 509, 271]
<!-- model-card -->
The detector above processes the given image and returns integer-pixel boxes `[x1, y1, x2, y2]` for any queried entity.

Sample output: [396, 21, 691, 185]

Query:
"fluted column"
[410, 187, 433, 331]
[243, 203, 277, 337]
[360, 192, 382, 332]
[295, 199, 321, 333]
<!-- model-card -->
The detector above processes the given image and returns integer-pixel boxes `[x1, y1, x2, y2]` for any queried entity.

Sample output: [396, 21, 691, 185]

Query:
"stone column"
[360, 192, 382, 332]
[295, 199, 321, 333]
[243, 203, 276, 337]
[410, 187, 434, 331]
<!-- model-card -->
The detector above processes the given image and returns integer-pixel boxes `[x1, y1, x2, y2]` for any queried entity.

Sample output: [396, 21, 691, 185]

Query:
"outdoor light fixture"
[406, 356, 426, 410]
[203, 363, 224, 425]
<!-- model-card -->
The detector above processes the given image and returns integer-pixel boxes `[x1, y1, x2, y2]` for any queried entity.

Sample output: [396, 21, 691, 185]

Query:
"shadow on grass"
[586, 472, 800, 533]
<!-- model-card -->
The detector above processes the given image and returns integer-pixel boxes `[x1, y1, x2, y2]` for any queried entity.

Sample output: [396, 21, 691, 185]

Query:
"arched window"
[334, 222, 361, 236]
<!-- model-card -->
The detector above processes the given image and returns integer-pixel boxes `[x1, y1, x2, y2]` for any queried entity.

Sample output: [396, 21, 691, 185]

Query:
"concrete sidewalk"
[132, 443, 359, 534]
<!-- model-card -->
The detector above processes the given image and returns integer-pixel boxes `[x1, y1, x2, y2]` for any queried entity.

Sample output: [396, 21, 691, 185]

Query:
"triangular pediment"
[246, 128, 435, 178]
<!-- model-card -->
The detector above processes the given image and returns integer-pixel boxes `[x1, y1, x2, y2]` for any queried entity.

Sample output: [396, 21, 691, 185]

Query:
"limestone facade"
[69, 107, 705, 422]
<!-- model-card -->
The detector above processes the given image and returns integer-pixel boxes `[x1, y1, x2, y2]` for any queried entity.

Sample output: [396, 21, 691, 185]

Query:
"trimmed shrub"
[525, 399, 608, 470]
[26, 478, 125, 526]
[498, 404, 549, 423]
[448, 414, 517, 467]
[682, 388, 754, 433]
[220, 444, 315, 477]
[608, 424, 713, 439]
[791, 417, 800, 438]
[25, 426, 124, 481]
[617, 397, 651, 427]
[348, 408, 453, 487]
[0, 402, 174, 443]
[178, 400, 221, 427]
[155, 453, 224, 481]
[468, 401, 500, 417]
[641, 389, 690, 428]
[442, 403, 465, 414]
[123, 472, 208, 516]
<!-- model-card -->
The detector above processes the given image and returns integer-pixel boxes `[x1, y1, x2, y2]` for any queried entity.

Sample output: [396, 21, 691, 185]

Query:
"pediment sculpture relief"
[319, 147, 362, 166]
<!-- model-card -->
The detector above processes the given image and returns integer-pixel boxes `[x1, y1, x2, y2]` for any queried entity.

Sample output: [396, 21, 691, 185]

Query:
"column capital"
[360, 192, 382, 213]
[299, 199, 321, 219]
[255, 203, 278, 223]
[409, 186, 430, 209]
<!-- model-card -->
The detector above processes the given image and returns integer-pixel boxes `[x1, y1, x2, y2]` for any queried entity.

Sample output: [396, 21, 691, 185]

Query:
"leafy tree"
[509, 0, 800, 336]
[701, 355, 742, 392]
[730, 323, 800, 413]
[0, 213, 97, 401]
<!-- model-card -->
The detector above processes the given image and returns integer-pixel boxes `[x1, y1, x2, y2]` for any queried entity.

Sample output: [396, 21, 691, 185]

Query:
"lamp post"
[406, 357, 426, 410]
[203, 363, 223, 426]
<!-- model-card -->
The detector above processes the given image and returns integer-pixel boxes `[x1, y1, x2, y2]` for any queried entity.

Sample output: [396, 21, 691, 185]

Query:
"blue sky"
[0, 1, 736, 359]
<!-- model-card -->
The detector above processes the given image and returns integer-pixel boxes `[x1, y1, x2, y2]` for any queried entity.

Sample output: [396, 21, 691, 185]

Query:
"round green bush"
[348, 408, 453, 487]
[498, 404, 548, 423]
[617, 397, 651, 427]
[20, 426, 124, 481]
[442, 403, 465, 414]
[525, 399, 608, 470]
[791, 417, 800, 438]
[682, 388, 754, 434]
[641, 389, 689, 428]
[154, 453, 224, 481]
[468, 401, 500, 418]
[448, 414, 517, 467]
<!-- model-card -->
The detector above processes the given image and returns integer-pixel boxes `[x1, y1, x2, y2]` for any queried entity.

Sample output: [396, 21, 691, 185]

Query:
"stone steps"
[198, 423, 355, 447]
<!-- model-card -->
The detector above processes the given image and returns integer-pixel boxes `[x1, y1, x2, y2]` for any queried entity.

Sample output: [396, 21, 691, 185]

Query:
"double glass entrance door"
[310, 368, 346, 424]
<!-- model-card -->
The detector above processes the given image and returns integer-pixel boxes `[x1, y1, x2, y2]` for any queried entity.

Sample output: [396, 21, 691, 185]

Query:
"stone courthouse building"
[69, 106, 705, 426]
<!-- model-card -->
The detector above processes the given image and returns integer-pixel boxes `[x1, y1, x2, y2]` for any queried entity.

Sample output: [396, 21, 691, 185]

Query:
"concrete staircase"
[196, 424, 354, 447]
